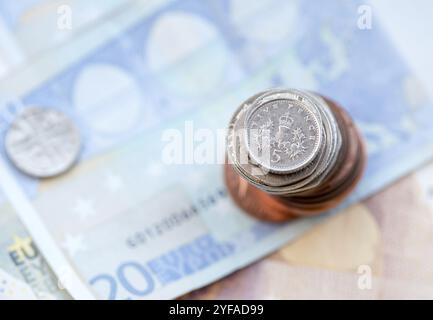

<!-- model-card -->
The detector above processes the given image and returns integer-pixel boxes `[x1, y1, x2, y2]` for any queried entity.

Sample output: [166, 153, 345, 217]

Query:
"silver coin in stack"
[294, 92, 342, 191]
[227, 88, 344, 197]
[279, 92, 341, 194]
[5, 107, 81, 178]
[244, 90, 322, 175]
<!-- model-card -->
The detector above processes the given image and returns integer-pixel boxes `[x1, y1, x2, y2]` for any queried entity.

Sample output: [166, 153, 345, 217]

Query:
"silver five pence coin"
[245, 98, 321, 174]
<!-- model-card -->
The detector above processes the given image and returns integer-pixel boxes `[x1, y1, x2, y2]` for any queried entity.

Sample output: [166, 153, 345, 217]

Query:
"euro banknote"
[185, 160, 433, 299]
[0, 0, 167, 77]
[0, 186, 70, 299]
[0, 0, 432, 299]
[0, 268, 36, 299]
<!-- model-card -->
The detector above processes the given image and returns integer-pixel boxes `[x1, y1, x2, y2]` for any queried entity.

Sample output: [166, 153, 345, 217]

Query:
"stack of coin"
[225, 88, 366, 222]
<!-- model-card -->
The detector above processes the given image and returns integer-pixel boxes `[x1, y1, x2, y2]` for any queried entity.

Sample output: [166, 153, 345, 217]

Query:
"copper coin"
[224, 161, 298, 222]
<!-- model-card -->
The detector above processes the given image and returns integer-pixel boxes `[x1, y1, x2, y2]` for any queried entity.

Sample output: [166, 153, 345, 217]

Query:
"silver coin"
[228, 91, 322, 194]
[5, 107, 81, 178]
[244, 91, 322, 174]
[275, 91, 340, 191]
[227, 93, 265, 186]
[293, 92, 342, 191]
[279, 92, 338, 193]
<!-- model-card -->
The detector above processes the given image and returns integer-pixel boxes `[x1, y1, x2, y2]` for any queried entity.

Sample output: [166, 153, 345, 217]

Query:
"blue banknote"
[0, 0, 139, 75]
[0, 0, 432, 299]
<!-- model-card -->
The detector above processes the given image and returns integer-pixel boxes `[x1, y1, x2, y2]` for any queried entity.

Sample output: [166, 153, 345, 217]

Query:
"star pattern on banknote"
[72, 197, 96, 220]
[61, 234, 87, 257]
[104, 171, 124, 193]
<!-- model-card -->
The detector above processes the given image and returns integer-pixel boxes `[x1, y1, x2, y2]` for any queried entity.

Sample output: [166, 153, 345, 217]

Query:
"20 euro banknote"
[0, 0, 432, 299]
